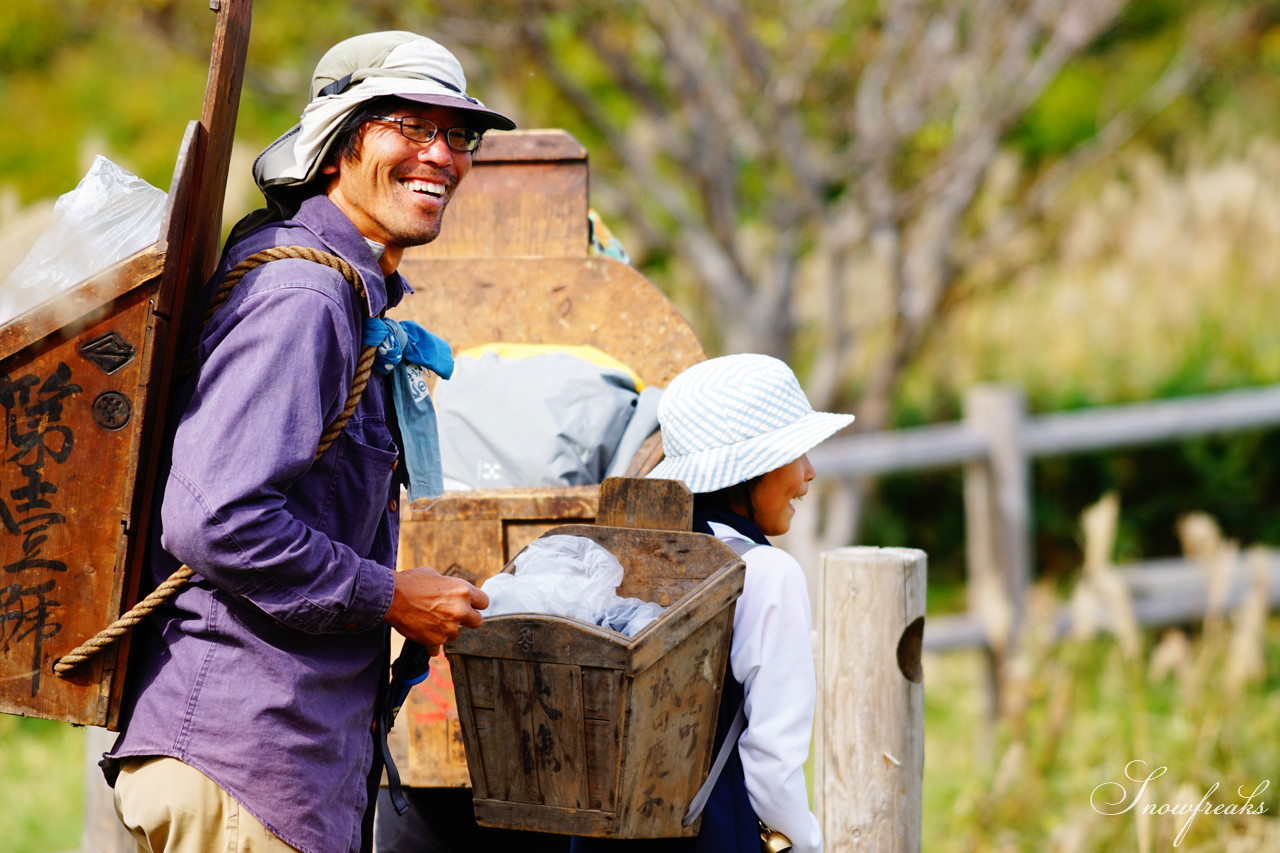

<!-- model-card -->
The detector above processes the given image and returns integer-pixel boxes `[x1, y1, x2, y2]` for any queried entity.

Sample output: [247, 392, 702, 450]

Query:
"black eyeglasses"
[369, 116, 483, 153]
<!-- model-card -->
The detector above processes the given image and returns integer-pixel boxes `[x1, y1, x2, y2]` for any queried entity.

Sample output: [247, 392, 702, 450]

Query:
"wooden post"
[962, 384, 1031, 653]
[814, 547, 925, 852]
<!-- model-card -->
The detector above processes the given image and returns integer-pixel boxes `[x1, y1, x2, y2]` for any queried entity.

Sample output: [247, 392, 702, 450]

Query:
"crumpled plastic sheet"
[482, 534, 667, 637]
[1, 155, 167, 325]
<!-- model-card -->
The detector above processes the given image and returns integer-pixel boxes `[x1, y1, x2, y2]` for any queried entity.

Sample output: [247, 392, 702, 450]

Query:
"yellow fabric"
[114, 757, 300, 853]
[457, 342, 645, 391]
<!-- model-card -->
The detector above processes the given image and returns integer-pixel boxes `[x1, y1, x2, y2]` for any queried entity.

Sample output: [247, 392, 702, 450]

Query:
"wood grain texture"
[814, 547, 926, 852]
[444, 507, 744, 838]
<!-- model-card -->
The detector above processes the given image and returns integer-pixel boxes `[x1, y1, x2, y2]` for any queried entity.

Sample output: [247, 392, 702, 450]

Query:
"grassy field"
[920, 504, 1279, 852]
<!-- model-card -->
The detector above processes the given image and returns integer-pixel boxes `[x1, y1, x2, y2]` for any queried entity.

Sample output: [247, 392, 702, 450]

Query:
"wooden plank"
[580, 666, 621, 719]
[807, 422, 987, 477]
[810, 384, 1280, 480]
[391, 257, 705, 390]
[504, 520, 574, 564]
[0, 247, 165, 362]
[528, 662, 589, 809]
[580, 668, 622, 812]
[407, 129, 589, 259]
[472, 800, 614, 836]
[405, 486, 598, 520]
[626, 566, 742, 675]
[491, 659, 541, 804]
[1023, 383, 1280, 456]
[584, 718, 619, 813]
[399, 517, 503, 585]
[447, 617, 630, 670]
[963, 384, 1030, 653]
[394, 655, 471, 787]
[614, 618, 726, 838]
[814, 547, 926, 853]
[595, 477, 692, 531]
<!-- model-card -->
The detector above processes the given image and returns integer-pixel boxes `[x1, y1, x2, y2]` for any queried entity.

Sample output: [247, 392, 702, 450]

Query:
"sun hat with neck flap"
[251, 31, 515, 207]
[647, 353, 854, 494]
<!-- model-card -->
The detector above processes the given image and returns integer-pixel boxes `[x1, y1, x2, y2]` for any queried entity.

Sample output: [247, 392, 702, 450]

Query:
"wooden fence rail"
[807, 382, 1280, 652]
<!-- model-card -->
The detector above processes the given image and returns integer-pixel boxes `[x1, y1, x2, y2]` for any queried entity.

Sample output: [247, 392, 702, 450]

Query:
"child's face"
[748, 454, 816, 536]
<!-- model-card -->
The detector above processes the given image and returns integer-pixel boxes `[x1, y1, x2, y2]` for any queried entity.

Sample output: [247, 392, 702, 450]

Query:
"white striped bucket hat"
[647, 354, 854, 494]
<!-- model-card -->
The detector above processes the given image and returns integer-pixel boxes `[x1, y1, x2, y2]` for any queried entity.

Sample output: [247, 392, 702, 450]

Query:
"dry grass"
[923, 497, 1279, 851]
[908, 137, 1280, 410]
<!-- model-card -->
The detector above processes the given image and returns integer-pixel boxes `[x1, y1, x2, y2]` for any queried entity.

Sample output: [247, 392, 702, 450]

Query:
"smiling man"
[103, 33, 514, 853]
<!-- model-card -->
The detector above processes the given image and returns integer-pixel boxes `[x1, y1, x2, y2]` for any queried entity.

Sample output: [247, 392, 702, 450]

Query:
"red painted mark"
[410, 656, 459, 725]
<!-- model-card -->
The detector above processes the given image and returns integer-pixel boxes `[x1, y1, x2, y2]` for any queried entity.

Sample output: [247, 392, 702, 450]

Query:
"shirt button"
[389, 498, 398, 513]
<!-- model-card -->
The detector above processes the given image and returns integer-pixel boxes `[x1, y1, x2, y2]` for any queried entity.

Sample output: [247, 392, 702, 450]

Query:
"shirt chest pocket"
[308, 418, 399, 557]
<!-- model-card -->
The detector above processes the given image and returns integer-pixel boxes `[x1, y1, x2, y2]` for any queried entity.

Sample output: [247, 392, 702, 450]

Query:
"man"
[104, 32, 514, 853]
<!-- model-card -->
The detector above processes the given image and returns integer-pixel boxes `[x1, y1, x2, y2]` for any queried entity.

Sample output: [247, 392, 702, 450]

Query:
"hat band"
[317, 69, 480, 104]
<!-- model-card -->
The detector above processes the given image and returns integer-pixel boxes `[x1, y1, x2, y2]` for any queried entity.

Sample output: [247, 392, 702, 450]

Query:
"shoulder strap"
[682, 538, 759, 826]
[184, 245, 376, 458]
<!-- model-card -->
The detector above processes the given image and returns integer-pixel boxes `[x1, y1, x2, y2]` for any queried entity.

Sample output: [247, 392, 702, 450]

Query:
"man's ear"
[321, 162, 339, 176]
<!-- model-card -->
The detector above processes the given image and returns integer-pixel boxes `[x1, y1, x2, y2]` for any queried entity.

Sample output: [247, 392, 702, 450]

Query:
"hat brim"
[397, 92, 516, 131]
[647, 410, 853, 494]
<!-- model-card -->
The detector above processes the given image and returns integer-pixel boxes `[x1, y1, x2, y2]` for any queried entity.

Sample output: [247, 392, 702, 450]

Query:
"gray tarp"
[435, 348, 661, 490]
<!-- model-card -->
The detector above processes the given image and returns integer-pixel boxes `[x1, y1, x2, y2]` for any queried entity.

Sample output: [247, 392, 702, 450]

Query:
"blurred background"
[2, 1, 1277, 850]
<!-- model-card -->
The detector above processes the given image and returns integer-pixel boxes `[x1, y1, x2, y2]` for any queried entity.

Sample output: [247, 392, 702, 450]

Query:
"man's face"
[323, 104, 475, 252]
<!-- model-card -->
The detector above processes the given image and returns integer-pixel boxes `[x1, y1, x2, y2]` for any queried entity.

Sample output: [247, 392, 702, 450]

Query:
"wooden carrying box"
[390, 486, 599, 786]
[0, 0, 250, 727]
[445, 478, 745, 838]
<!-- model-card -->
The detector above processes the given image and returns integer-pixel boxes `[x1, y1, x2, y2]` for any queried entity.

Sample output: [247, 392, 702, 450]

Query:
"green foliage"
[1010, 66, 1102, 163]
[0, 716, 84, 853]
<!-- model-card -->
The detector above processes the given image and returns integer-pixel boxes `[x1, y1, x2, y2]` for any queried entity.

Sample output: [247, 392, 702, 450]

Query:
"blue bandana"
[362, 317, 454, 503]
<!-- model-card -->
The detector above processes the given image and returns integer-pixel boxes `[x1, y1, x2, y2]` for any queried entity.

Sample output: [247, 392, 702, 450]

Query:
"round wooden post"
[814, 547, 925, 852]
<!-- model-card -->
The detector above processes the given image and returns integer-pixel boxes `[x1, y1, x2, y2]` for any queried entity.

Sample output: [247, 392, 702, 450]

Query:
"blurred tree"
[413, 0, 1216, 550]
[422, 0, 1203, 430]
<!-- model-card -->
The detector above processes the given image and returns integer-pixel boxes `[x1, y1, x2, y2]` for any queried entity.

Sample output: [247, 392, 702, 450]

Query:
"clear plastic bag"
[481, 534, 666, 637]
[1, 156, 167, 324]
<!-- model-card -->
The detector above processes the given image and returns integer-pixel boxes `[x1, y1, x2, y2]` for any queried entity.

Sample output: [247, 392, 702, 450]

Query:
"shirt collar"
[291, 195, 409, 316]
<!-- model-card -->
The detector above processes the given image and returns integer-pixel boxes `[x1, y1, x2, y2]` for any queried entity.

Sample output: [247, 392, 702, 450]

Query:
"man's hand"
[385, 566, 489, 651]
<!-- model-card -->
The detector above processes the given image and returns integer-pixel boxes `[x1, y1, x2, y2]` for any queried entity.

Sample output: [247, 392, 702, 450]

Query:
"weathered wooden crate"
[0, 0, 250, 728]
[444, 478, 745, 838]
[389, 486, 599, 787]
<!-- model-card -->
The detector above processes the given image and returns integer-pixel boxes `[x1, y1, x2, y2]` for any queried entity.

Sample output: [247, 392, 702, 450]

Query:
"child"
[573, 353, 852, 853]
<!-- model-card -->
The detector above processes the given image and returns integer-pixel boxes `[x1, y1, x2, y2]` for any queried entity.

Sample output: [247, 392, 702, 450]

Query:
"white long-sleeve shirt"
[708, 521, 823, 853]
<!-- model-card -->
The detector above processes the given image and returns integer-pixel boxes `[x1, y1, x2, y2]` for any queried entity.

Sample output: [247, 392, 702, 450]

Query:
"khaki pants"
[114, 756, 300, 853]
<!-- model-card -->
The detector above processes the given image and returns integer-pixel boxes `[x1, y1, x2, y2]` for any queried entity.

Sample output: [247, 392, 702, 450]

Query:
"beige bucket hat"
[252, 31, 515, 203]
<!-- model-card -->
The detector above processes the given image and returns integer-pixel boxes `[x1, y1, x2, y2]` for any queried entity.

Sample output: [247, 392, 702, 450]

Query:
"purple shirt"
[109, 195, 405, 853]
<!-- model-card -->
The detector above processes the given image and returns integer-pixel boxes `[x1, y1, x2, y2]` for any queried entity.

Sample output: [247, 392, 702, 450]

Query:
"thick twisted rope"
[54, 247, 373, 677]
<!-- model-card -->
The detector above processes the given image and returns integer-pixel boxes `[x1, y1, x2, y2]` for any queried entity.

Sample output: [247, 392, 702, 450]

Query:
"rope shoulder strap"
[54, 246, 376, 676]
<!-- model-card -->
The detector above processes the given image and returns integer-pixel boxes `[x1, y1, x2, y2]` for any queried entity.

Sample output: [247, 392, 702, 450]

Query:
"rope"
[54, 246, 374, 678]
